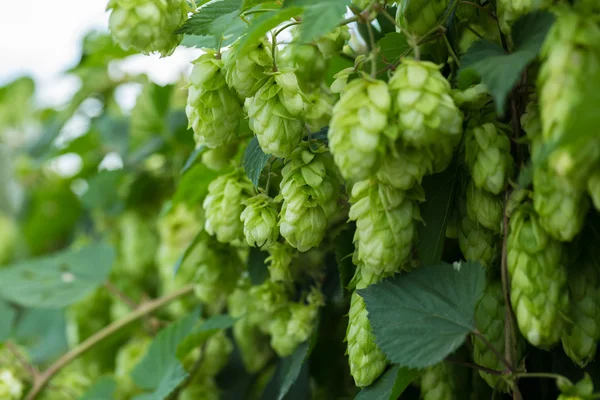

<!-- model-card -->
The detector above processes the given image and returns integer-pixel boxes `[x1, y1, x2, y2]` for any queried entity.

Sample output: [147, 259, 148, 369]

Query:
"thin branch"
[271, 31, 278, 72]
[24, 285, 195, 400]
[442, 32, 460, 67]
[514, 372, 566, 381]
[445, 358, 505, 376]
[104, 281, 138, 309]
[365, 21, 378, 78]
[473, 331, 514, 373]
[273, 21, 300, 38]
[6, 341, 39, 380]
[338, 15, 361, 27]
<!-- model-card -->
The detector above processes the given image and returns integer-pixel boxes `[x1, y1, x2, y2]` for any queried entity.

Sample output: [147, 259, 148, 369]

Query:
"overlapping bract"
[223, 39, 273, 100]
[419, 362, 457, 400]
[240, 194, 279, 248]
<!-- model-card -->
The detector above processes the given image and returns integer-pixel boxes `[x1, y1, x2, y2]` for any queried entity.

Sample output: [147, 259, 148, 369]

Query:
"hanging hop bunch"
[508, 205, 569, 348]
[107, 0, 188, 56]
[201, 142, 239, 171]
[376, 140, 434, 190]
[186, 51, 243, 149]
[329, 77, 391, 180]
[203, 169, 254, 244]
[458, 212, 499, 268]
[277, 142, 340, 252]
[562, 248, 600, 367]
[396, 0, 451, 37]
[240, 194, 279, 248]
[306, 88, 335, 132]
[223, 38, 273, 100]
[245, 68, 307, 157]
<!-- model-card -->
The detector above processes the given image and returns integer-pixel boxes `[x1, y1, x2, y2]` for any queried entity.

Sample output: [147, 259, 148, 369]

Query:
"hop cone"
[396, 0, 451, 37]
[240, 194, 279, 248]
[203, 169, 254, 244]
[107, 0, 187, 56]
[376, 141, 433, 190]
[464, 123, 513, 195]
[187, 51, 242, 148]
[0, 369, 23, 400]
[181, 331, 233, 377]
[451, 84, 490, 111]
[350, 179, 421, 276]
[278, 142, 340, 252]
[117, 210, 158, 279]
[39, 364, 91, 400]
[420, 362, 456, 400]
[316, 26, 350, 59]
[266, 241, 294, 282]
[115, 337, 151, 398]
[562, 249, 600, 367]
[306, 88, 334, 132]
[223, 38, 273, 100]
[201, 142, 239, 171]
[533, 166, 589, 242]
[329, 77, 391, 180]
[389, 59, 463, 153]
[508, 205, 568, 348]
[459, 214, 499, 268]
[179, 377, 220, 400]
[588, 169, 600, 211]
[497, 0, 551, 33]
[0, 213, 17, 265]
[279, 36, 327, 90]
[245, 69, 307, 157]
[466, 181, 503, 233]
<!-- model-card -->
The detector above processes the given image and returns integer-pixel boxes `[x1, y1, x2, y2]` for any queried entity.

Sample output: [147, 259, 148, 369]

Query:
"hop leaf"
[107, 0, 188, 56]
[240, 194, 279, 248]
[497, 0, 551, 33]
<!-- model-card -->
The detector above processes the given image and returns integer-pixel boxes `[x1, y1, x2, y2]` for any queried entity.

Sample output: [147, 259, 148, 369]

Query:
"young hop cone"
[0, 369, 23, 400]
[107, 0, 187, 56]
[420, 362, 456, 400]
[507, 205, 569, 348]
[116, 210, 158, 280]
[376, 140, 434, 191]
[329, 77, 391, 180]
[203, 169, 254, 244]
[201, 142, 239, 171]
[223, 38, 273, 100]
[187, 51, 242, 149]
[240, 194, 279, 248]
[245, 68, 307, 157]
[562, 249, 600, 367]
[277, 142, 340, 252]
[266, 241, 294, 282]
[396, 0, 451, 37]
[466, 181, 503, 233]
[458, 214, 499, 268]
[496, 0, 551, 33]
[115, 337, 152, 398]
[464, 123, 513, 195]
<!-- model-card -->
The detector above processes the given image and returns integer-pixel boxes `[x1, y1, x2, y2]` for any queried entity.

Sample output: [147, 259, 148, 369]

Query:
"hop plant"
[240, 194, 279, 248]
[0, 369, 23, 400]
[458, 214, 499, 268]
[201, 141, 239, 171]
[420, 362, 456, 400]
[376, 141, 433, 190]
[497, 0, 551, 33]
[186, 51, 243, 149]
[117, 210, 158, 280]
[466, 181, 503, 233]
[315, 26, 350, 59]
[279, 39, 327, 91]
[203, 169, 254, 244]
[464, 123, 513, 195]
[107, 0, 188, 56]
[245, 68, 307, 157]
[115, 337, 152, 398]
[0, 213, 17, 265]
[508, 205, 568, 348]
[278, 142, 340, 252]
[306, 88, 334, 132]
[266, 241, 294, 282]
[329, 77, 391, 180]
[350, 179, 421, 276]
[179, 376, 220, 400]
[40, 363, 92, 400]
[223, 38, 273, 100]
[533, 166, 589, 242]
[396, 0, 452, 37]
[389, 59, 463, 154]
[562, 249, 600, 367]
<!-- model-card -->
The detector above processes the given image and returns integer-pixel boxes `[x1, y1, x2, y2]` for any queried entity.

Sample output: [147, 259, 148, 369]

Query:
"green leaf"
[180, 146, 206, 175]
[13, 308, 68, 364]
[172, 163, 222, 206]
[334, 225, 356, 293]
[355, 365, 419, 400]
[79, 376, 117, 400]
[132, 309, 201, 397]
[297, 0, 350, 44]
[243, 136, 271, 188]
[236, 6, 303, 55]
[248, 247, 269, 285]
[377, 32, 411, 66]
[81, 170, 125, 212]
[277, 341, 310, 400]
[0, 300, 16, 342]
[176, 0, 242, 37]
[198, 314, 238, 332]
[360, 261, 486, 369]
[0, 243, 115, 309]
[417, 159, 458, 265]
[459, 11, 555, 115]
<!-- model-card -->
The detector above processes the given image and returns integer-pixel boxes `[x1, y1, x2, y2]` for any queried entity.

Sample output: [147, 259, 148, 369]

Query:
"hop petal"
[240, 194, 279, 248]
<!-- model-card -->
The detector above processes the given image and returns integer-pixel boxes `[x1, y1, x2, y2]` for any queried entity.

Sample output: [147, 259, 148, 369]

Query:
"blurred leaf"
[334, 225, 356, 294]
[248, 247, 269, 285]
[355, 365, 419, 400]
[243, 136, 271, 188]
[417, 159, 458, 265]
[172, 163, 221, 206]
[311, 127, 329, 143]
[0, 243, 115, 308]
[94, 115, 130, 156]
[236, 7, 302, 55]
[0, 144, 21, 216]
[293, 0, 350, 44]
[79, 376, 117, 400]
[126, 137, 166, 167]
[0, 300, 16, 342]
[81, 170, 125, 212]
[180, 146, 206, 175]
[360, 261, 485, 369]
[277, 341, 311, 400]
[377, 32, 410, 66]
[325, 55, 353, 86]
[176, 0, 243, 41]
[130, 83, 173, 150]
[132, 309, 201, 397]
[73, 31, 136, 69]
[13, 308, 68, 364]
[198, 314, 238, 332]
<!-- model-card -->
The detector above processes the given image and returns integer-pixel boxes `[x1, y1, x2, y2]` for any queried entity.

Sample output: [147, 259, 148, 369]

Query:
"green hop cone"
[0, 213, 18, 265]
[329, 77, 391, 180]
[201, 141, 239, 171]
[0, 369, 23, 400]
[466, 181, 503, 233]
[278, 142, 340, 252]
[396, 0, 452, 37]
[39, 364, 92, 400]
[223, 38, 273, 100]
[306, 88, 334, 132]
[562, 248, 600, 367]
[187, 51, 242, 149]
[279, 32, 327, 91]
[458, 214, 499, 268]
[376, 140, 433, 190]
[115, 337, 152, 398]
[464, 122, 513, 195]
[349, 179, 420, 276]
[389, 59, 463, 154]
[117, 210, 158, 280]
[420, 362, 456, 400]
[508, 205, 569, 348]
[245, 68, 307, 157]
[588, 168, 600, 211]
[250, 280, 289, 315]
[451, 84, 490, 111]
[203, 169, 254, 244]
[266, 241, 294, 282]
[240, 194, 279, 248]
[181, 331, 233, 377]
[107, 0, 187, 56]
[179, 376, 220, 400]
[497, 0, 550, 34]
[533, 166, 589, 242]
[315, 26, 350, 59]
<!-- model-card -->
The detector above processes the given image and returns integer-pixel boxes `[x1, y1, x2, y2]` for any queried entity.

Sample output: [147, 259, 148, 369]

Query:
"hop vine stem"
[24, 285, 195, 400]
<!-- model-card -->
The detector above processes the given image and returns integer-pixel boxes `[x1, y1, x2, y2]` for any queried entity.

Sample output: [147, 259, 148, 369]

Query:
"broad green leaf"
[360, 261, 486, 369]
[248, 247, 269, 285]
[459, 11, 555, 115]
[243, 136, 271, 188]
[132, 309, 201, 396]
[81, 170, 125, 212]
[176, 0, 242, 37]
[197, 314, 237, 332]
[94, 115, 130, 157]
[130, 82, 173, 149]
[377, 32, 410, 66]
[243, 0, 277, 10]
[417, 159, 458, 265]
[0, 243, 115, 309]
[176, 313, 238, 359]
[180, 146, 206, 175]
[0, 300, 16, 342]
[13, 308, 68, 364]
[236, 7, 303, 55]
[297, 1, 350, 44]
[79, 376, 117, 400]
[355, 365, 419, 400]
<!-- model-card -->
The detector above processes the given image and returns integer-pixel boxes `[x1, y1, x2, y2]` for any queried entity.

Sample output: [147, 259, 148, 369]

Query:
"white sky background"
[0, 0, 199, 108]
